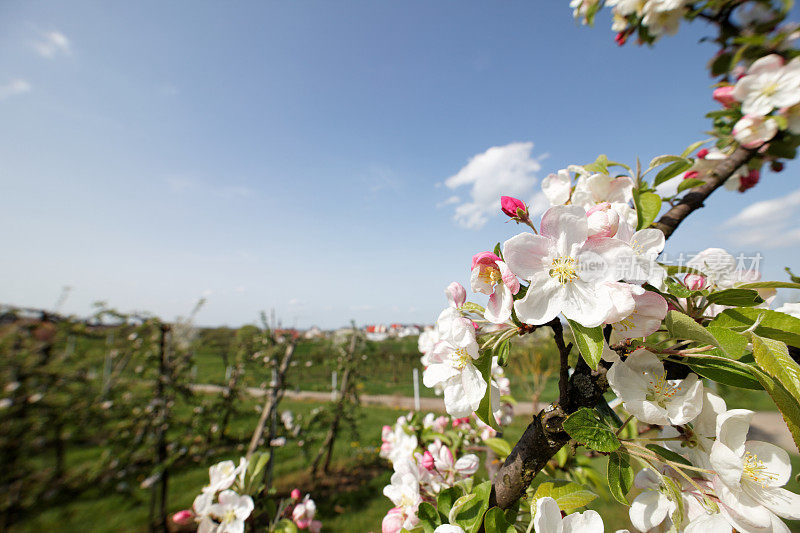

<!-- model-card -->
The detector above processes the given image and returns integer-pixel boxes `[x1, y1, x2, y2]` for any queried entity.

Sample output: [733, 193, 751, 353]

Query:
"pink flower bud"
[771, 160, 784, 172]
[445, 282, 466, 308]
[696, 148, 709, 159]
[382, 508, 406, 533]
[738, 169, 760, 192]
[421, 450, 435, 470]
[500, 196, 529, 222]
[172, 510, 194, 525]
[713, 86, 737, 108]
[586, 202, 620, 238]
[683, 273, 707, 291]
[615, 31, 627, 46]
[291, 488, 302, 500]
[683, 170, 700, 181]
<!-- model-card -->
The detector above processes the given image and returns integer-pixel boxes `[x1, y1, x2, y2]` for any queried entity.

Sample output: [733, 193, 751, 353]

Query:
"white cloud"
[443, 142, 544, 229]
[724, 188, 800, 249]
[0, 79, 31, 100]
[33, 31, 71, 58]
[436, 195, 461, 208]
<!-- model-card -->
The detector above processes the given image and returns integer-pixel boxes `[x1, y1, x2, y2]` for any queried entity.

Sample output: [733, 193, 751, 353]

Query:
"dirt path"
[190, 384, 797, 452]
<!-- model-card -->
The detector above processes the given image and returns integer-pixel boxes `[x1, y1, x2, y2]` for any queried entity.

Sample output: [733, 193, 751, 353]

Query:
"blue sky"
[2, 1, 800, 328]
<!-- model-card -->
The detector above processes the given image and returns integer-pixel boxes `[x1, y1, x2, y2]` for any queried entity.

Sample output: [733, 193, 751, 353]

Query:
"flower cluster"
[379, 412, 486, 533]
[192, 459, 254, 533]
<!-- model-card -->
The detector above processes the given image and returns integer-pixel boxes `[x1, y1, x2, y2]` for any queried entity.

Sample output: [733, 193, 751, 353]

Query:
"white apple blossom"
[383, 460, 422, 531]
[542, 169, 573, 205]
[642, 2, 686, 36]
[732, 54, 800, 116]
[434, 526, 465, 533]
[422, 308, 486, 417]
[710, 409, 800, 531]
[503, 205, 631, 327]
[783, 103, 800, 134]
[198, 490, 254, 533]
[683, 511, 733, 533]
[686, 248, 737, 289]
[614, 224, 667, 288]
[732, 114, 778, 149]
[571, 173, 634, 210]
[470, 252, 520, 323]
[607, 349, 703, 425]
[445, 281, 466, 309]
[608, 288, 668, 341]
[662, 391, 727, 471]
[418, 328, 440, 366]
[292, 494, 321, 531]
[533, 496, 604, 533]
[628, 469, 678, 532]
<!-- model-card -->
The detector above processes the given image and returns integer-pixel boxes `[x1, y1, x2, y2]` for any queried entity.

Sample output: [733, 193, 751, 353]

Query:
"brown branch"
[491, 144, 761, 510]
[652, 145, 758, 239]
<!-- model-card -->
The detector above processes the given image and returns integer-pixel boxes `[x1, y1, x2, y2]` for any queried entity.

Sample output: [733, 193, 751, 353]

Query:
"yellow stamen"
[550, 256, 579, 284]
[743, 451, 778, 487]
[451, 348, 471, 370]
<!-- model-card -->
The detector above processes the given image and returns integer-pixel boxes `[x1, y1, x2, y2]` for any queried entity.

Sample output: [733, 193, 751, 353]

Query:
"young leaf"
[688, 358, 763, 390]
[738, 281, 800, 290]
[451, 481, 492, 533]
[484, 437, 512, 458]
[664, 310, 729, 355]
[483, 507, 515, 533]
[437, 486, 463, 523]
[645, 444, 691, 466]
[710, 308, 800, 348]
[706, 288, 764, 307]
[474, 350, 500, 431]
[751, 335, 800, 403]
[415, 502, 440, 533]
[634, 191, 662, 229]
[562, 407, 621, 452]
[653, 159, 692, 186]
[567, 319, 604, 370]
[750, 367, 800, 453]
[677, 178, 705, 193]
[532, 481, 598, 511]
[607, 449, 634, 505]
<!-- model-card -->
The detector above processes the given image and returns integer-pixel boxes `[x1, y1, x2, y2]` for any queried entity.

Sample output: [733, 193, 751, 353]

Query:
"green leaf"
[664, 278, 694, 298]
[680, 140, 711, 158]
[706, 289, 764, 307]
[634, 191, 662, 229]
[738, 281, 800, 290]
[437, 487, 463, 523]
[645, 444, 691, 466]
[474, 350, 500, 431]
[677, 178, 705, 193]
[607, 450, 634, 505]
[273, 519, 300, 533]
[653, 159, 692, 186]
[483, 507, 515, 533]
[484, 437, 512, 458]
[648, 154, 686, 171]
[752, 335, 800, 403]
[710, 308, 800, 348]
[705, 326, 749, 359]
[687, 358, 763, 390]
[562, 407, 621, 452]
[567, 320, 604, 370]
[493, 242, 502, 258]
[415, 502, 440, 533]
[461, 302, 486, 314]
[751, 367, 800, 453]
[496, 339, 511, 367]
[531, 481, 598, 512]
[451, 481, 492, 533]
[664, 310, 729, 355]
